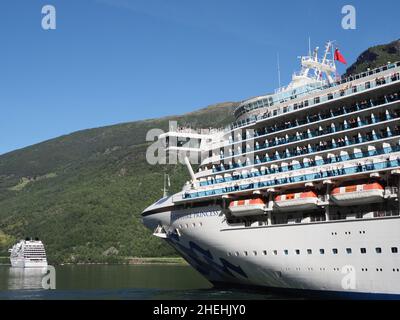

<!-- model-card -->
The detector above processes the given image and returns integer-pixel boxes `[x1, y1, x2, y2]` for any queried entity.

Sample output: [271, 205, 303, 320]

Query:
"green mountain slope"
[345, 39, 400, 76]
[0, 102, 237, 263]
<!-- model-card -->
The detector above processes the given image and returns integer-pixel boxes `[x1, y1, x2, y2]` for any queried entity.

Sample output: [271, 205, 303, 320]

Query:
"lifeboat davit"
[229, 198, 266, 217]
[274, 191, 319, 212]
[330, 183, 384, 206]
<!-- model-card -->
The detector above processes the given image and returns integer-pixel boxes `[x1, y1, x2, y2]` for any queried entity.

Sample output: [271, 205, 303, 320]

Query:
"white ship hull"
[143, 206, 400, 298]
[10, 257, 48, 268]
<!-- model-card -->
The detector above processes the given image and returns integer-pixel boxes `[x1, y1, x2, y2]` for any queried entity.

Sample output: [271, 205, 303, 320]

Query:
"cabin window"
[307, 249, 312, 255]
[262, 250, 267, 255]
[332, 248, 338, 254]
[244, 251, 248, 256]
[314, 97, 320, 104]
[273, 250, 278, 255]
[235, 252, 239, 256]
[346, 248, 352, 254]
[392, 247, 398, 253]
[375, 247, 382, 254]
[304, 100, 309, 107]
[360, 248, 367, 254]
[320, 249, 325, 254]
[253, 251, 257, 256]
[295, 249, 300, 255]
[284, 250, 288, 255]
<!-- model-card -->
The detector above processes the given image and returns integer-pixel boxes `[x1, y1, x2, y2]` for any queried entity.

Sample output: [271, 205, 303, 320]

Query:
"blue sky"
[1, 0, 400, 154]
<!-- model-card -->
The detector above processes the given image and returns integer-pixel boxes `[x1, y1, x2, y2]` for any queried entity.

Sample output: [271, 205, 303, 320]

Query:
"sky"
[1, 0, 400, 154]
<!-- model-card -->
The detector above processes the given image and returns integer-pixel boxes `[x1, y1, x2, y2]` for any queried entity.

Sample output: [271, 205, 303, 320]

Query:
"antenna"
[163, 173, 170, 198]
[277, 52, 281, 88]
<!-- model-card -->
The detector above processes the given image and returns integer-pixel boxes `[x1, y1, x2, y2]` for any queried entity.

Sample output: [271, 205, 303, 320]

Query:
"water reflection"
[0, 265, 297, 299]
[7, 267, 47, 290]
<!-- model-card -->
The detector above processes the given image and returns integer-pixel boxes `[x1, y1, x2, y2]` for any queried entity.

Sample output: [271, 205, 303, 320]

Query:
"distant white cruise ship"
[9, 239, 48, 268]
[142, 41, 400, 298]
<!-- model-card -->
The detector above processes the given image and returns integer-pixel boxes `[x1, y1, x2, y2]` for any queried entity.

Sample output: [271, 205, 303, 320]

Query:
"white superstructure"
[9, 239, 48, 268]
[142, 42, 400, 298]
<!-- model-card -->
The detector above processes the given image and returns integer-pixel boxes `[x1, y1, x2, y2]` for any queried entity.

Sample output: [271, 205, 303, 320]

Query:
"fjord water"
[0, 264, 290, 299]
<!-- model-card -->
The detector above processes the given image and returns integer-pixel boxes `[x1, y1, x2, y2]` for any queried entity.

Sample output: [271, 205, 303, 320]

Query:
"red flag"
[334, 48, 347, 64]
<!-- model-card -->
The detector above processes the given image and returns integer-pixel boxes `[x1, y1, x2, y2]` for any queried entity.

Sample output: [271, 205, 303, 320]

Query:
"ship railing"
[200, 144, 400, 188]
[385, 186, 399, 196]
[373, 210, 400, 218]
[234, 63, 400, 122]
[211, 125, 400, 177]
[168, 127, 224, 135]
[229, 90, 400, 146]
[230, 63, 400, 131]
[221, 111, 400, 161]
[185, 155, 400, 200]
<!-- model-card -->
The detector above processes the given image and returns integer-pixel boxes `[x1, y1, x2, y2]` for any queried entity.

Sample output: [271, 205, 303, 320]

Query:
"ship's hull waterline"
[143, 207, 400, 297]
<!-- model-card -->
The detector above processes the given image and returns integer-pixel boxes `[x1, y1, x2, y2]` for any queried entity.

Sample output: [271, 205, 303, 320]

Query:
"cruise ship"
[9, 238, 48, 268]
[142, 41, 400, 298]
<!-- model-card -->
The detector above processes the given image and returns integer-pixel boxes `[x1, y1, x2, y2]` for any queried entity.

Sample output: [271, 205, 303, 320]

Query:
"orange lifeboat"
[229, 197, 266, 217]
[274, 191, 319, 212]
[330, 182, 384, 206]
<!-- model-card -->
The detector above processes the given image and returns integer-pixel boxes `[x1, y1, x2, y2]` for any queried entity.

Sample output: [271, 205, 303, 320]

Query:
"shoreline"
[59, 257, 188, 266]
[0, 256, 188, 266]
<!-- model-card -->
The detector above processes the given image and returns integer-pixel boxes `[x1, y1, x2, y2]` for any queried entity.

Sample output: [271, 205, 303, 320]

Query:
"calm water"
[0, 264, 295, 300]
